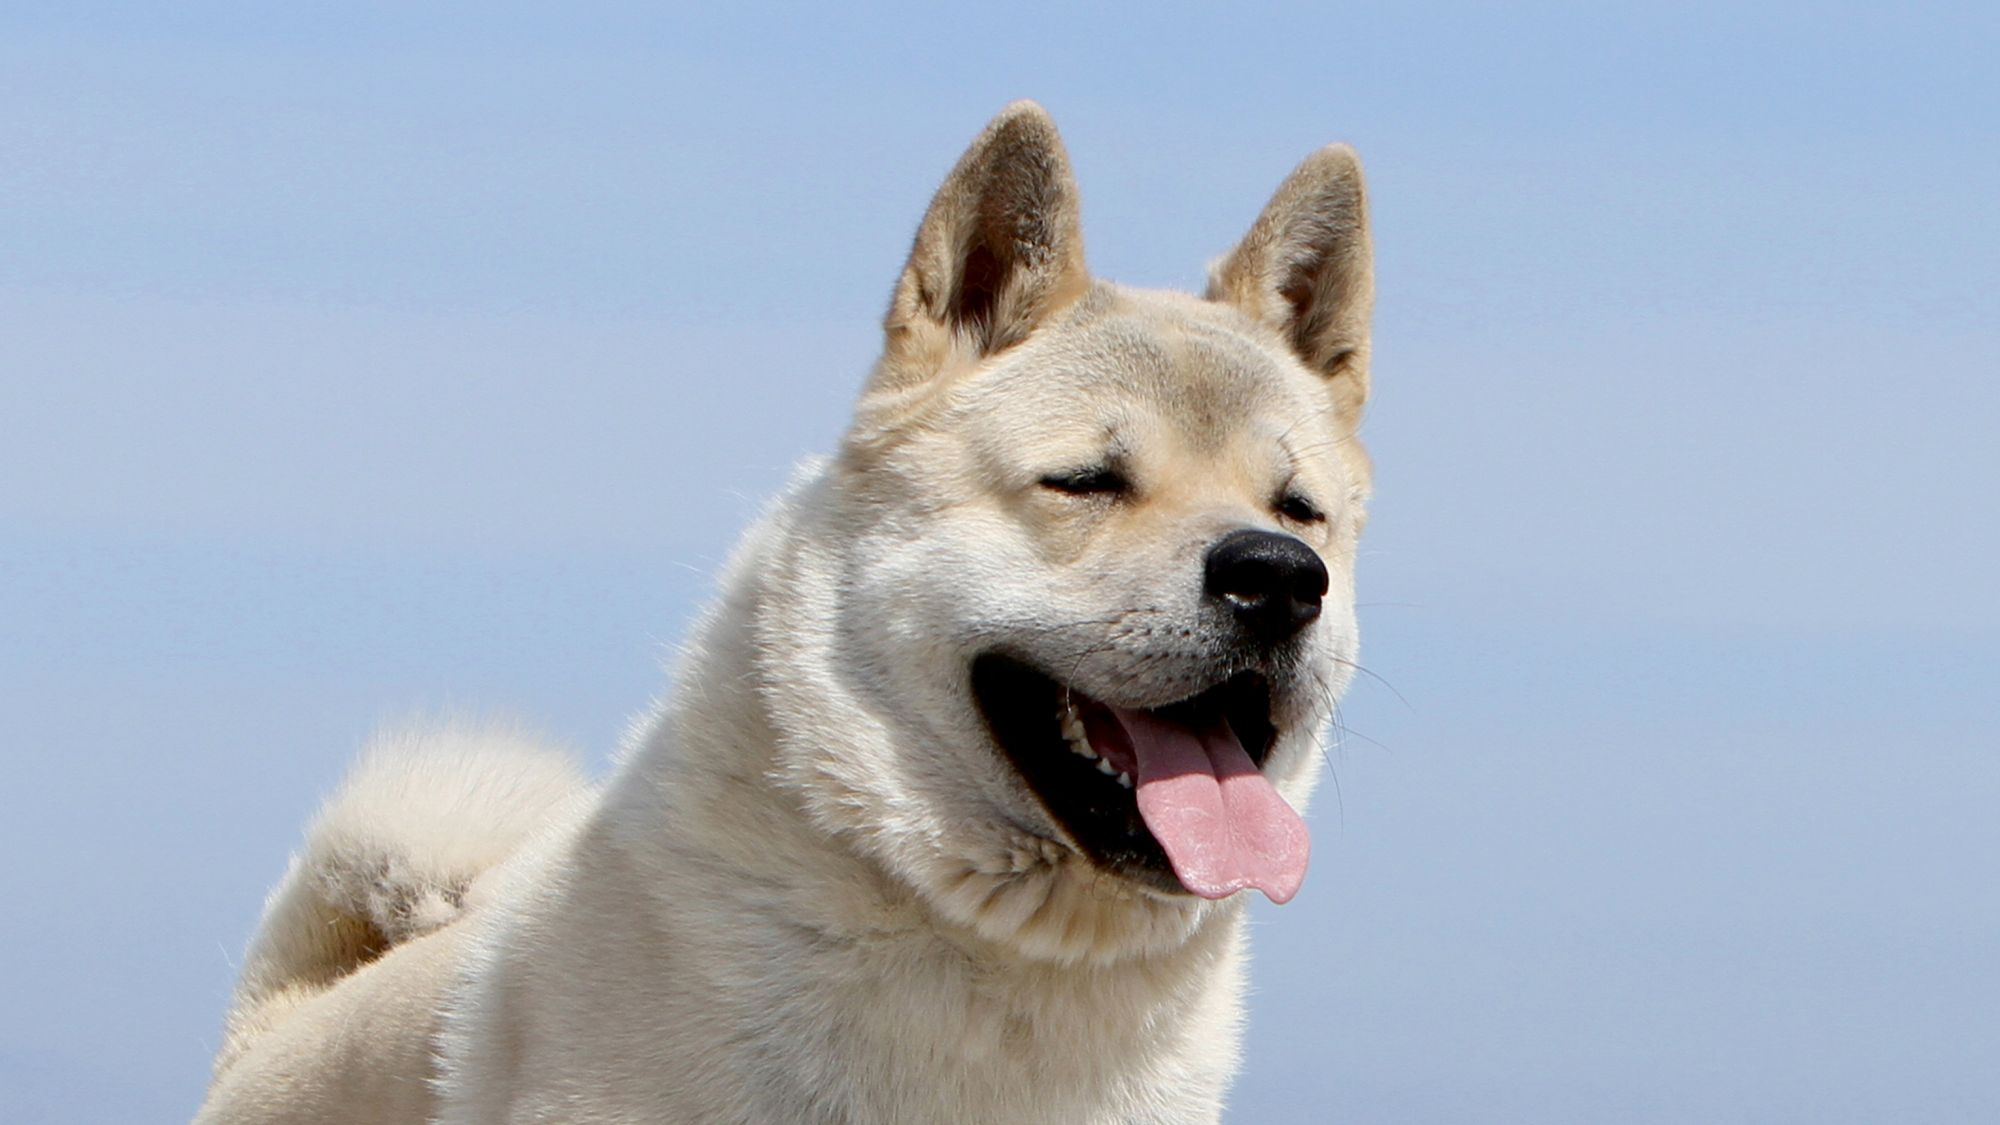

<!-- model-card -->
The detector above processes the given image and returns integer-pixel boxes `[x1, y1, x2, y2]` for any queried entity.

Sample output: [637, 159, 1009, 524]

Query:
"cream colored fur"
[198, 101, 1375, 1124]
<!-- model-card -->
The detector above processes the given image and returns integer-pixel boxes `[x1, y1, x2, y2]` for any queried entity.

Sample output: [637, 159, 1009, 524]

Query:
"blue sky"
[3, 4, 1996, 1121]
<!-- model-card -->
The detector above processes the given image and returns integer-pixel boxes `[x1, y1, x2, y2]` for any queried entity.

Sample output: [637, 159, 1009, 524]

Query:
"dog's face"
[783, 103, 1372, 963]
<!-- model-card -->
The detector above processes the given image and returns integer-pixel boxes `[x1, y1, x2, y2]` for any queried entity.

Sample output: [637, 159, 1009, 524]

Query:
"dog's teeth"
[1095, 758, 1117, 776]
[1116, 771, 1133, 789]
[1058, 700, 1098, 759]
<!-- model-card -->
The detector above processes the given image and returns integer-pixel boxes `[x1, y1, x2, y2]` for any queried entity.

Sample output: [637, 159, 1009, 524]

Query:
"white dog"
[198, 100, 1375, 1124]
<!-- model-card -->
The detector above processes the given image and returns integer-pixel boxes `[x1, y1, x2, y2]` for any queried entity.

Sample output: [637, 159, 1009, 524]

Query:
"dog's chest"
[737, 930, 1236, 1124]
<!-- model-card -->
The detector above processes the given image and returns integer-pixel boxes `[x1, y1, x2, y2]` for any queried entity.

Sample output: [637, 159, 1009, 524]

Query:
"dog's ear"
[873, 101, 1089, 396]
[1208, 145, 1374, 424]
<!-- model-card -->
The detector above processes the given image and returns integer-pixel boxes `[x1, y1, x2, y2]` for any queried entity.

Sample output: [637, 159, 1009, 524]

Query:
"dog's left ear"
[872, 101, 1090, 398]
[1208, 145, 1374, 424]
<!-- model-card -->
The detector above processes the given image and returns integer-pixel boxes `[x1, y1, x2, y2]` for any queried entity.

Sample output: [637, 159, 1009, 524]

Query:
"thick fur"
[200, 726, 589, 1122]
[199, 101, 1375, 1124]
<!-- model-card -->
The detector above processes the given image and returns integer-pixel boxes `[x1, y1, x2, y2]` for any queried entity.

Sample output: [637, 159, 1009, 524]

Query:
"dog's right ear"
[870, 101, 1090, 399]
[1208, 145, 1374, 428]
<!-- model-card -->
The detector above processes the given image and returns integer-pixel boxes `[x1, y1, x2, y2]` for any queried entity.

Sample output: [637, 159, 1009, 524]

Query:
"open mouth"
[971, 654, 1309, 903]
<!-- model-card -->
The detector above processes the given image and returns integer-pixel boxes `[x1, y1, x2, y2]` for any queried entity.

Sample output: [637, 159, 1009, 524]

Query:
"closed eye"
[1276, 491, 1325, 524]
[1039, 465, 1129, 496]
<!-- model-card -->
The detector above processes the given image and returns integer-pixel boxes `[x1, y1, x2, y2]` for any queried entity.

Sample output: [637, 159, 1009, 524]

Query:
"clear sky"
[3, 4, 1996, 1121]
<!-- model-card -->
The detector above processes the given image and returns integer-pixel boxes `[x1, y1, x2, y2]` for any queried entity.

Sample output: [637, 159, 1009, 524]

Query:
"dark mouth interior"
[970, 654, 1275, 892]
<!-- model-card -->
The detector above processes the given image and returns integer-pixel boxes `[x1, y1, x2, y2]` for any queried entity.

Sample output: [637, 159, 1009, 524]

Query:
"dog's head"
[772, 103, 1372, 963]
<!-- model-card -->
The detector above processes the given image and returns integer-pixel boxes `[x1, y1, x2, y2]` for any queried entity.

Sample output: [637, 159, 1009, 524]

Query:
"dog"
[197, 100, 1375, 1124]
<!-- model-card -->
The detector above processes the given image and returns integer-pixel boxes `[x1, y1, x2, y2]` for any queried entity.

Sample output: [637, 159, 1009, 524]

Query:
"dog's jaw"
[914, 821, 1217, 964]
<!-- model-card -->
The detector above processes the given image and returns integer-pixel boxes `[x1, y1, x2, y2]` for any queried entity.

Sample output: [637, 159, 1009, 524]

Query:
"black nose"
[1204, 529, 1329, 643]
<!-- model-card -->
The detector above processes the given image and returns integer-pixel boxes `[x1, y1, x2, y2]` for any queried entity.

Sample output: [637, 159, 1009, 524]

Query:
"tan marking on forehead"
[1044, 290, 1293, 450]
[1158, 324, 1294, 450]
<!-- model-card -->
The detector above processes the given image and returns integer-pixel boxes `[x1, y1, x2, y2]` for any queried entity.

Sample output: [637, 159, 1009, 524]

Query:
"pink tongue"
[1111, 705, 1310, 904]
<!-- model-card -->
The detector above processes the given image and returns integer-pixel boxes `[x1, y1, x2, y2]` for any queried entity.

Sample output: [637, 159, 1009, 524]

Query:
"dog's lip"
[976, 652, 1281, 761]
[1042, 657, 1275, 714]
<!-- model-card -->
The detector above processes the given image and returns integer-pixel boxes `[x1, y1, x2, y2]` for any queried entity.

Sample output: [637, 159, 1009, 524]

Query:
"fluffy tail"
[212, 723, 589, 1077]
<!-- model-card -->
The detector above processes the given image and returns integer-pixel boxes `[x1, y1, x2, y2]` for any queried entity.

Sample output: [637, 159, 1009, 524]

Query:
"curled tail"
[211, 723, 589, 1077]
